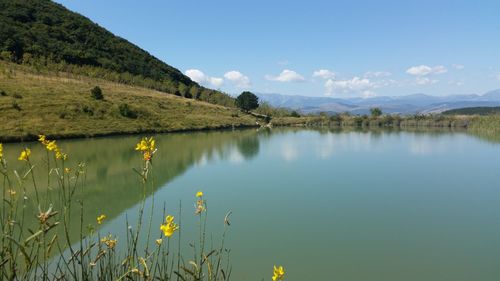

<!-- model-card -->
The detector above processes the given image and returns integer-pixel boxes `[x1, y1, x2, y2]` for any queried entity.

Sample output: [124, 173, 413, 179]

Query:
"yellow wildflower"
[101, 234, 117, 249]
[155, 239, 162, 246]
[38, 134, 48, 144]
[97, 214, 106, 225]
[149, 138, 155, 151]
[46, 140, 58, 151]
[272, 265, 285, 281]
[196, 191, 203, 198]
[64, 167, 71, 173]
[135, 137, 157, 161]
[8, 189, 16, 196]
[18, 148, 31, 161]
[0, 143, 3, 160]
[39, 136, 68, 160]
[135, 139, 147, 151]
[160, 215, 179, 237]
[55, 150, 67, 160]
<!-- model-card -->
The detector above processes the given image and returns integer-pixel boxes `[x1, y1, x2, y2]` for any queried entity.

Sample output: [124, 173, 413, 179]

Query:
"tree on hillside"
[235, 91, 259, 112]
[370, 107, 382, 117]
[178, 83, 188, 97]
[188, 86, 198, 99]
[90, 86, 103, 100]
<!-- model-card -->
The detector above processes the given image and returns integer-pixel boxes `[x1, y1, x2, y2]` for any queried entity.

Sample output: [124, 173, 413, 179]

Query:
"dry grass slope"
[0, 61, 257, 141]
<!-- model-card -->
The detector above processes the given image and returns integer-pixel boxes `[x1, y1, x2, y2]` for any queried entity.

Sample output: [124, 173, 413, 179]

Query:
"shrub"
[119, 103, 137, 118]
[82, 105, 94, 116]
[12, 100, 21, 111]
[291, 111, 301, 118]
[0, 90, 7, 96]
[90, 86, 103, 100]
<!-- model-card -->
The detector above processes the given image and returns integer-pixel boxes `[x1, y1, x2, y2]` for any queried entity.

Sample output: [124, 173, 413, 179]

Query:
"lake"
[2, 128, 500, 280]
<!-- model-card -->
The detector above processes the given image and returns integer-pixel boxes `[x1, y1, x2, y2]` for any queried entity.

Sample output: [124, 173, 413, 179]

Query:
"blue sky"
[55, 0, 500, 97]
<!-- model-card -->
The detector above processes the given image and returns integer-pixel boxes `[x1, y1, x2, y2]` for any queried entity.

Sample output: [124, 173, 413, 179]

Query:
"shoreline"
[2, 114, 498, 143]
[0, 123, 261, 143]
[1, 118, 494, 143]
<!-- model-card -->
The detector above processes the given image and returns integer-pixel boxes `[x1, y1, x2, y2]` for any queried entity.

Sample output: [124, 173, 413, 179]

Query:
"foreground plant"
[0, 136, 239, 280]
[272, 265, 285, 281]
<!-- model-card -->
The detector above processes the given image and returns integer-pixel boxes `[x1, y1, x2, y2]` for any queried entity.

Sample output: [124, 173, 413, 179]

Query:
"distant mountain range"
[257, 90, 500, 115]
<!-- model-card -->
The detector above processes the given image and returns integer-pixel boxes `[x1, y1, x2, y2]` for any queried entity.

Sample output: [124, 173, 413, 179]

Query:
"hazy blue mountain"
[257, 90, 500, 115]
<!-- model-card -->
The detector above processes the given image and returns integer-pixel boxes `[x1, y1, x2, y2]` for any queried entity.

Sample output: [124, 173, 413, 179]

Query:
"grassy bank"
[273, 113, 497, 129]
[468, 115, 500, 142]
[272, 114, 500, 142]
[0, 61, 258, 142]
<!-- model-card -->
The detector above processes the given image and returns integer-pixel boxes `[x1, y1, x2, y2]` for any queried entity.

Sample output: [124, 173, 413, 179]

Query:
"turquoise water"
[3, 128, 500, 280]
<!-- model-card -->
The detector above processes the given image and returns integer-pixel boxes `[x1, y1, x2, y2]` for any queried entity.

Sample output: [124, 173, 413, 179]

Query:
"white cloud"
[415, 77, 439, 85]
[312, 69, 336, 79]
[452, 64, 465, 70]
[185, 69, 207, 84]
[324, 79, 335, 95]
[265, 69, 305, 82]
[496, 74, 500, 81]
[364, 71, 392, 78]
[209, 77, 224, 87]
[406, 65, 448, 76]
[223, 70, 251, 88]
[185, 69, 224, 88]
[324, 76, 373, 96]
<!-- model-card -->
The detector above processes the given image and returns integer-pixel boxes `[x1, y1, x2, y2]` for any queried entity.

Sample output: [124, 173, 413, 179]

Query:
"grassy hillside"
[442, 106, 500, 115]
[0, 61, 257, 141]
[0, 0, 234, 106]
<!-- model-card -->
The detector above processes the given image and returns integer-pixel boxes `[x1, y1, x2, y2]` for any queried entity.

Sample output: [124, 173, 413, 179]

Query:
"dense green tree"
[370, 107, 382, 117]
[90, 86, 103, 100]
[235, 91, 259, 112]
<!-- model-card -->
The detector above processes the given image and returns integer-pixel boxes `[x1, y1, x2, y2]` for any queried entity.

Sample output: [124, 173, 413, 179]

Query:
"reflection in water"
[281, 142, 299, 162]
[236, 135, 260, 160]
[1, 130, 264, 250]
[2, 127, 499, 280]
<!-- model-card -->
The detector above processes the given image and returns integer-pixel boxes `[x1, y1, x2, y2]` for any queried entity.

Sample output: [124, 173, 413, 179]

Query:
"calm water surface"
[3, 129, 500, 280]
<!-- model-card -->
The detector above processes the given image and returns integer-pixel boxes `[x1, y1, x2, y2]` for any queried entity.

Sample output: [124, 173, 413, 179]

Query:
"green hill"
[442, 107, 500, 115]
[0, 0, 233, 106]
